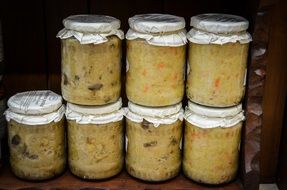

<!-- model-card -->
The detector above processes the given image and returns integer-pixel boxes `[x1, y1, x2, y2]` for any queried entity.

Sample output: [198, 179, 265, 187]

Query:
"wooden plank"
[260, 0, 287, 183]
[240, 6, 269, 189]
[44, 0, 89, 94]
[0, 164, 243, 190]
[1, 0, 47, 96]
[277, 101, 287, 190]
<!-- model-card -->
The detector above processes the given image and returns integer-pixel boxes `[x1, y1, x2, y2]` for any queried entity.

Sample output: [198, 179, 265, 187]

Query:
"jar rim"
[128, 13, 185, 34]
[184, 101, 245, 128]
[190, 13, 249, 34]
[128, 101, 182, 118]
[7, 90, 62, 115]
[63, 14, 121, 33]
[187, 101, 242, 118]
[67, 98, 122, 115]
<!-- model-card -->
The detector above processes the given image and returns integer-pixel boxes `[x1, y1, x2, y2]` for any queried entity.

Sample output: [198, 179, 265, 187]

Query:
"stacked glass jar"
[4, 91, 66, 180]
[183, 14, 252, 184]
[124, 14, 187, 181]
[57, 15, 124, 180]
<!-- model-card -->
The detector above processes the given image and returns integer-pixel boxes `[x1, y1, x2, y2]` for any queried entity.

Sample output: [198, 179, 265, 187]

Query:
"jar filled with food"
[57, 15, 124, 105]
[4, 91, 66, 180]
[183, 101, 245, 184]
[66, 98, 124, 179]
[186, 14, 252, 107]
[126, 14, 187, 106]
[124, 102, 183, 181]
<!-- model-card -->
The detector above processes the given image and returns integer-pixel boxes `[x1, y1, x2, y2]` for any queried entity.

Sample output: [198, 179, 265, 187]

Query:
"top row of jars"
[57, 13, 252, 107]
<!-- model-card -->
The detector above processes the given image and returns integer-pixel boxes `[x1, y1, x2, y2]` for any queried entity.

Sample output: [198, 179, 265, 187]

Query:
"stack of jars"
[183, 14, 252, 184]
[3, 15, 126, 181]
[2, 13, 252, 184]
[124, 14, 187, 181]
[57, 15, 125, 180]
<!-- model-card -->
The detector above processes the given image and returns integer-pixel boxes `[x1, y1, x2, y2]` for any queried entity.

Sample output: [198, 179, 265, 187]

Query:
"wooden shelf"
[0, 165, 243, 190]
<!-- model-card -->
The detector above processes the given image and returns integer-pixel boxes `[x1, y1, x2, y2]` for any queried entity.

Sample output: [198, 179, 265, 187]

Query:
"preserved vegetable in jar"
[124, 102, 183, 181]
[186, 14, 252, 107]
[4, 91, 66, 180]
[66, 99, 124, 179]
[57, 15, 124, 105]
[183, 101, 244, 184]
[126, 14, 187, 106]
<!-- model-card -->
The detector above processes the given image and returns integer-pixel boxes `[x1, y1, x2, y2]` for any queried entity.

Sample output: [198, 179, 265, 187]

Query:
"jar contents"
[5, 91, 66, 180]
[183, 101, 244, 184]
[186, 14, 252, 107]
[68, 121, 123, 179]
[8, 119, 66, 180]
[187, 42, 248, 106]
[126, 40, 186, 106]
[66, 99, 124, 179]
[58, 15, 123, 105]
[125, 102, 183, 181]
[126, 14, 187, 106]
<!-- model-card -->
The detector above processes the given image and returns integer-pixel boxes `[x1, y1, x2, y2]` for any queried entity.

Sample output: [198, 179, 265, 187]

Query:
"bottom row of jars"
[4, 91, 244, 185]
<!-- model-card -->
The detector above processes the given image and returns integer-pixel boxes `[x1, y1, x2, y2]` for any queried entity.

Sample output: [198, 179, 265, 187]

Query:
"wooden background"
[0, 0, 287, 186]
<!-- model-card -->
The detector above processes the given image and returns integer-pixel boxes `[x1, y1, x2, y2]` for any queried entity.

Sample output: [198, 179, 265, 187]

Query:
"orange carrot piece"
[173, 73, 178, 80]
[143, 84, 149, 93]
[157, 63, 165, 70]
[215, 78, 221, 88]
[142, 69, 147, 76]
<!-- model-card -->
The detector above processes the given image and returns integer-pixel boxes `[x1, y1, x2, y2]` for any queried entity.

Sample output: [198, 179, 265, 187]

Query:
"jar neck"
[130, 28, 186, 36]
[193, 27, 247, 36]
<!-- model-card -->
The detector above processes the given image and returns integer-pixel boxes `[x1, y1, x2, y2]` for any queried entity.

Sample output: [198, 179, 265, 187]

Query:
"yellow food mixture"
[68, 120, 123, 179]
[183, 121, 242, 184]
[126, 119, 182, 181]
[187, 42, 248, 107]
[8, 119, 66, 180]
[126, 39, 186, 106]
[61, 36, 121, 105]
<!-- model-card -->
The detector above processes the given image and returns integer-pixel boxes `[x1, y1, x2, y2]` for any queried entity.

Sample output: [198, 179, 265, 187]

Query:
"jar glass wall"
[126, 39, 185, 106]
[61, 36, 122, 105]
[8, 119, 66, 180]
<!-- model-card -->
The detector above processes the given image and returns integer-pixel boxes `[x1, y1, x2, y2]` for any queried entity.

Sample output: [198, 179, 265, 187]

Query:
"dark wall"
[0, 0, 251, 96]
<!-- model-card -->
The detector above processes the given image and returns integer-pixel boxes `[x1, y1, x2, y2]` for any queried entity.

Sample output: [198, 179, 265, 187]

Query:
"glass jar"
[126, 14, 187, 106]
[4, 91, 66, 180]
[183, 101, 245, 184]
[124, 102, 183, 181]
[57, 15, 124, 105]
[186, 14, 252, 107]
[66, 98, 124, 179]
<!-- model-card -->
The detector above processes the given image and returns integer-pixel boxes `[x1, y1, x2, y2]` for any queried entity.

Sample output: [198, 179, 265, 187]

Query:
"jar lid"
[5, 105, 65, 125]
[57, 15, 124, 45]
[128, 14, 185, 33]
[184, 101, 245, 128]
[63, 15, 121, 33]
[190, 13, 249, 34]
[188, 101, 242, 117]
[67, 98, 122, 115]
[7, 90, 62, 115]
[124, 102, 184, 127]
[128, 101, 182, 118]
[66, 99, 123, 124]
